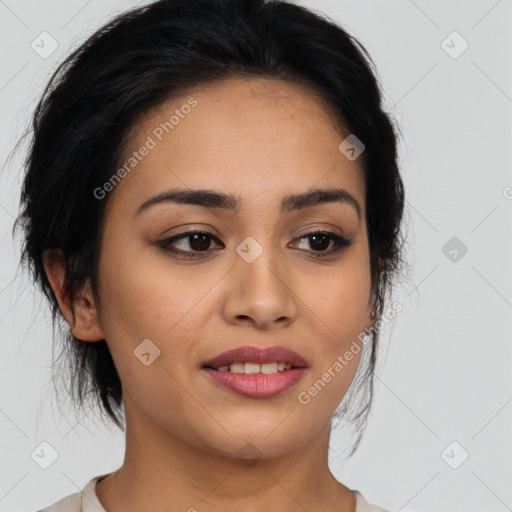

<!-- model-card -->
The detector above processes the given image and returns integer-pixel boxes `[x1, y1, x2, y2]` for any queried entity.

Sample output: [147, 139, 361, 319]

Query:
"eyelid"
[157, 228, 223, 249]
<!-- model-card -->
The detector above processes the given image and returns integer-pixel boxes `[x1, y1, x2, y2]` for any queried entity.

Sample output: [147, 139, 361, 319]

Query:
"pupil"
[190, 233, 210, 251]
[310, 234, 329, 251]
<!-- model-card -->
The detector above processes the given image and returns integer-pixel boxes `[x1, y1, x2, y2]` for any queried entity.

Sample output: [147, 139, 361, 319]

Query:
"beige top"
[37, 474, 391, 512]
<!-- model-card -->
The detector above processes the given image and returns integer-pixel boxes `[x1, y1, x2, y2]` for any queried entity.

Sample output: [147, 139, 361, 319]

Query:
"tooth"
[260, 362, 278, 374]
[222, 362, 292, 373]
[244, 362, 261, 374]
[229, 363, 245, 373]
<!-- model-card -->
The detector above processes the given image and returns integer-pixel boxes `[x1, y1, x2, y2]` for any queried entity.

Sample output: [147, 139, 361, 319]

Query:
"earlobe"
[363, 304, 377, 334]
[42, 249, 105, 342]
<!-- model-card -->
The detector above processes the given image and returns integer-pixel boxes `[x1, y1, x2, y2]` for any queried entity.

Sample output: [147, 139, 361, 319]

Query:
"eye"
[157, 228, 352, 259]
[158, 229, 223, 258]
[291, 229, 353, 258]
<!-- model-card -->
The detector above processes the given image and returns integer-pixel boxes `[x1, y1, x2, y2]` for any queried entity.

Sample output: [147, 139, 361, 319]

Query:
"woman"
[17, 0, 407, 510]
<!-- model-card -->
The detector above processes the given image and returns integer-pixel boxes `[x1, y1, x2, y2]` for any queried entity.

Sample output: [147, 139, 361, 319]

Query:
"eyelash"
[157, 228, 353, 259]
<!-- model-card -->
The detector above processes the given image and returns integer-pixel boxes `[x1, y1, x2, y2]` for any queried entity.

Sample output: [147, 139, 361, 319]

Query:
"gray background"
[1, 0, 511, 511]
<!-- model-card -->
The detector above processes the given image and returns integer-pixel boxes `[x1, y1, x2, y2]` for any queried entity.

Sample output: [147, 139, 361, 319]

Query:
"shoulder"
[35, 490, 81, 512]
[35, 474, 110, 512]
[353, 489, 392, 512]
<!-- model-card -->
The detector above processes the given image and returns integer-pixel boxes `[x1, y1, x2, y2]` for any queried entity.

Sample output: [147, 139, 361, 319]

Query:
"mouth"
[204, 361, 300, 373]
[202, 345, 308, 371]
[201, 345, 308, 398]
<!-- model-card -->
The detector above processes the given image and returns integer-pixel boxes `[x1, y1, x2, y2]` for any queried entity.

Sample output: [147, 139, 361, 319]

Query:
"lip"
[202, 367, 306, 398]
[201, 345, 308, 399]
[202, 345, 308, 369]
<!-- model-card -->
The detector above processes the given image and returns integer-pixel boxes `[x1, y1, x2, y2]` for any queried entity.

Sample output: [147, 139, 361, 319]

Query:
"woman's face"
[94, 77, 374, 459]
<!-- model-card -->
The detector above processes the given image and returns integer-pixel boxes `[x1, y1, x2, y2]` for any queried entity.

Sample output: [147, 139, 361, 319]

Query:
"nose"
[220, 239, 298, 330]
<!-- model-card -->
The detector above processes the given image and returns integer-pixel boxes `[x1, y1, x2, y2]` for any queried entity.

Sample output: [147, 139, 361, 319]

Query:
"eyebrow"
[135, 187, 361, 220]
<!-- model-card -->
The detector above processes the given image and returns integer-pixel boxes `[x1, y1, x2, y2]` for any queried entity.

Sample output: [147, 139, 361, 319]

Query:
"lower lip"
[202, 368, 306, 398]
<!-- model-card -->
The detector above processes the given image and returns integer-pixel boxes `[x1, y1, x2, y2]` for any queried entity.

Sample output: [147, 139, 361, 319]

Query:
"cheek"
[94, 237, 212, 413]
[296, 279, 368, 414]
[98, 256, 181, 340]
[311, 263, 372, 339]
[96, 232, 223, 362]
[304, 256, 371, 385]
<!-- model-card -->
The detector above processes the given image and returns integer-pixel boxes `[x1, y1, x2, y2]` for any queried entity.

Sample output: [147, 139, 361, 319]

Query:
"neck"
[95, 392, 357, 512]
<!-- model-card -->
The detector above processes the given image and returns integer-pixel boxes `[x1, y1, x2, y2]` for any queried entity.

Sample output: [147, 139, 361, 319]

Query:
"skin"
[44, 77, 375, 512]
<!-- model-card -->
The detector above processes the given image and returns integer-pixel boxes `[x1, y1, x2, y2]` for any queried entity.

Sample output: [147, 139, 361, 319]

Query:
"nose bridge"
[236, 233, 286, 296]
[225, 233, 297, 327]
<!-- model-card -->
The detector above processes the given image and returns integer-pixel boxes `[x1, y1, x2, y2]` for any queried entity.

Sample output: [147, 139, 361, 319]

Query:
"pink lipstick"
[202, 345, 308, 398]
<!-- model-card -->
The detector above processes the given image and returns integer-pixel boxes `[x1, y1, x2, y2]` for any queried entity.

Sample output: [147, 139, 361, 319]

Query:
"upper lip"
[202, 345, 308, 369]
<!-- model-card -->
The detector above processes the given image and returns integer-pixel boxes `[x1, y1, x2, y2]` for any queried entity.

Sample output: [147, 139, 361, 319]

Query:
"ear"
[42, 249, 105, 342]
[363, 298, 377, 334]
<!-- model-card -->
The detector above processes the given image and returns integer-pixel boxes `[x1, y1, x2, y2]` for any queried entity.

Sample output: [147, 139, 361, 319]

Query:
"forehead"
[106, 77, 366, 217]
